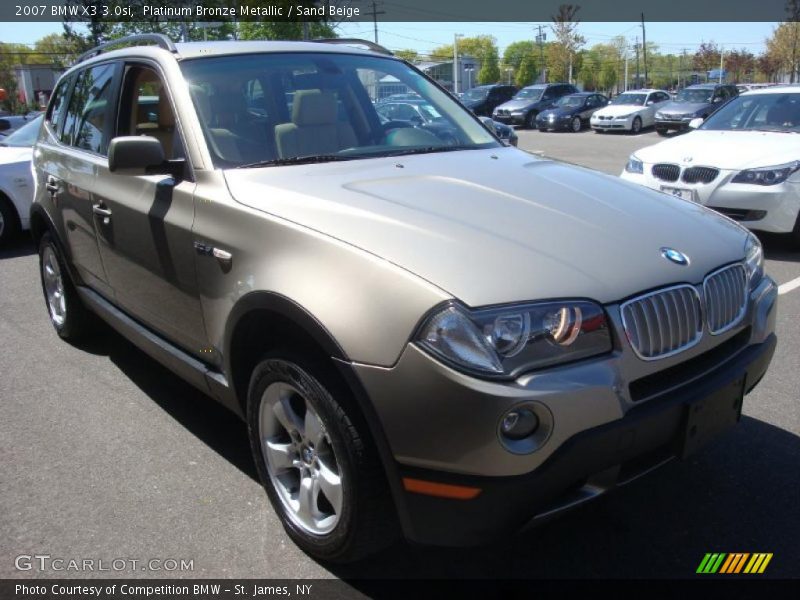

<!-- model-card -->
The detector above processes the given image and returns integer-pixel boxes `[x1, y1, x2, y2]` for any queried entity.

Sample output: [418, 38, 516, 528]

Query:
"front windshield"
[1, 115, 42, 147]
[462, 87, 489, 101]
[555, 95, 586, 108]
[514, 87, 544, 100]
[676, 88, 713, 103]
[611, 93, 646, 106]
[180, 52, 498, 167]
[701, 92, 800, 132]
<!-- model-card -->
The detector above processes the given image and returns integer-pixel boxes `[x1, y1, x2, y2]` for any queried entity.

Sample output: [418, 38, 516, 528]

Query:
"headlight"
[616, 113, 633, 119]
[744, 233, 764, 289]
[731, 161, 800, 186]
[416, 301, 612, 378]
[655, 111, 665, 119]
[625, 154, 644, 174]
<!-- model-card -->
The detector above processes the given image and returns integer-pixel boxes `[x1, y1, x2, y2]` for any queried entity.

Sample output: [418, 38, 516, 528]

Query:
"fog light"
[500, 409, 539, 440]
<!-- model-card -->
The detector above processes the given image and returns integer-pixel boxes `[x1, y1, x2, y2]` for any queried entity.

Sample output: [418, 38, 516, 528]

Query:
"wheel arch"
[0, 189, 22, 235]
[223, 290, 412, 533]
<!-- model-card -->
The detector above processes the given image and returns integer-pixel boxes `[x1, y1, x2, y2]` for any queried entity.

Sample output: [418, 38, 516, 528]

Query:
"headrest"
[292, 90, 338, 127]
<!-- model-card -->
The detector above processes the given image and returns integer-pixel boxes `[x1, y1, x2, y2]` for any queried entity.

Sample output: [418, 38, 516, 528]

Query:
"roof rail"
[74, 33, 178, 65]
[312, 38, 394, 57]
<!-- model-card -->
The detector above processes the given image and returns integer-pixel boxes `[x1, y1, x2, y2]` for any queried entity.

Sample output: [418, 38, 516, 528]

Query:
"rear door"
[40, 62, 120, 297]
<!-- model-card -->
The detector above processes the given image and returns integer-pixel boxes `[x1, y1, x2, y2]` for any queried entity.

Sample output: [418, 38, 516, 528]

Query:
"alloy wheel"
[259, 381, 343, 535]
[41, 245, 66, 327]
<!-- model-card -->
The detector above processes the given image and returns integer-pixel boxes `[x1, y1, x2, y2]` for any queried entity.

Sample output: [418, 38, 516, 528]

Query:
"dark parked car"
[375, 99, 461, 144]
[535, 92, 609, 132]
[460, 84, 517, 117]
[0, 113, 41, 137]
[478, 116, 518, 146]
[654, 83, 739, 136]
[493, 83, 579, 128]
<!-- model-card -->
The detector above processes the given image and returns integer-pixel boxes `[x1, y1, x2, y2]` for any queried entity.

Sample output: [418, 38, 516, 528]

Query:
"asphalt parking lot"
[1, 128, 799, 583]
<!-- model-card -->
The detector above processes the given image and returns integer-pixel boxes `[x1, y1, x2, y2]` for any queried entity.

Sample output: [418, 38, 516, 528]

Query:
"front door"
[94, 63, 207, 354]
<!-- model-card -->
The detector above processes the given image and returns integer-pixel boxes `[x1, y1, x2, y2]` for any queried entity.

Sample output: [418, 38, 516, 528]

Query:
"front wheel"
[247, 354, 397, 562]
[631, 117, 642, 134]
[526, 111, 538, 129]
[656, 127, 669, 137]
[571, 116, 582, 132]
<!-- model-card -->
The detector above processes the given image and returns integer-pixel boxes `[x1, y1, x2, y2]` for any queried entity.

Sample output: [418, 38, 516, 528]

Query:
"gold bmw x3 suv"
[31, 35, 777, 562]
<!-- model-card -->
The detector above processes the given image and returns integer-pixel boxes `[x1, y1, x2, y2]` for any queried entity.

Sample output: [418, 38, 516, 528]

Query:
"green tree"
[503, 40, 537, 82]
[550, 4, 586, 83]
[238, 21, 335, 42]
[515, 55, 537, 87]
[33, 33, 81, 68]
[599, 62, 617, 93]
[478, 44, 501, 84]
[395, 49, 419, 62]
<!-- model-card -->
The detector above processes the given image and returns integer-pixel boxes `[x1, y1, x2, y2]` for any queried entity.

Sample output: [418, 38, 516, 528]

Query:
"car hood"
[495, 98, 540, 112]
[658, 101, 711, 115]
[594, 104, 644, 117]
[633, 130, 800, 170]
[0, 146, 32, 165]
[224, 147, 747, 307]
[539, 106, 580, 118]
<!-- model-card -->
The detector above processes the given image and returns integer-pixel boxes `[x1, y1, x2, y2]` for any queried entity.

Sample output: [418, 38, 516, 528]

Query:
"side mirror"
[688, 117, 704, 129]
[646, 100, 655, 106]
[108, 136, 172, 176]
[478, 116, 494, 132]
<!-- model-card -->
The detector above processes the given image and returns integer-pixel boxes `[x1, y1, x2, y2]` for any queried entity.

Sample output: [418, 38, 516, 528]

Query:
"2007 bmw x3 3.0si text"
[30, 36, 777, 562]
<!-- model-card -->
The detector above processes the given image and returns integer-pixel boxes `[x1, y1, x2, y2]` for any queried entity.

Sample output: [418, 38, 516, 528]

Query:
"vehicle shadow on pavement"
[333, 415, 800, 581]
[71, 324, 259, 483]
[0, 236, 35, 260]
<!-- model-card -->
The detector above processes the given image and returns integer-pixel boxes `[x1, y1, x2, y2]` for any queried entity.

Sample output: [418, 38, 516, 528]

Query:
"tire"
[0, 195, 20, 246]
[594, 128, 604, 134]
[791, 210, 800, 249]
[656, 127, 669, 137]
[631, 117, 642, 134]
[247, 353, 397, 563]
[571, 116, 582, 132]
[38, 232, 95, 340]
[526, 111, 538, 129]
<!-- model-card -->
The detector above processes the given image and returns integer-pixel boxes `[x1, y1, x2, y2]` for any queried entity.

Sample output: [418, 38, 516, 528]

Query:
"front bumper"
[592, 116, 633, 130]
[537, 117, 572, 130]
[655, 117, 692, 130]
[493, 112, 526, 125]
[397, 332, 775, 546]
[620, 170, 800, 234]
[354, 276, 777, 546]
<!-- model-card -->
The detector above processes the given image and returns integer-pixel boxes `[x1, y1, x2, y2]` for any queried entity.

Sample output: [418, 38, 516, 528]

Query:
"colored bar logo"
[697, 553, 773, 574]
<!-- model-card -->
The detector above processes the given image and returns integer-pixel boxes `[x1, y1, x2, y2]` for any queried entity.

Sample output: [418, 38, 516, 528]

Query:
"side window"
[62, 63, 117, 154]
[46, 75, 71, 134]
[117, 65, 183, 160]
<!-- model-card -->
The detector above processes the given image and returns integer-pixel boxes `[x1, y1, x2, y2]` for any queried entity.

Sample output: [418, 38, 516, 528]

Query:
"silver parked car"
[31, 36, 777, 562]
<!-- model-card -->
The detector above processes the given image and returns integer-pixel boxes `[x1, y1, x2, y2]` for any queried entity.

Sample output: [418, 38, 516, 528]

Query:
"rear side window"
[61, 62, 118, 155]
[46, 76, 72, 133]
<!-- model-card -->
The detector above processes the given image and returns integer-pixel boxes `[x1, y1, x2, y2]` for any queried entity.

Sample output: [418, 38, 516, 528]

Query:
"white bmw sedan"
[590, 89, 671, 134]
[0, 115, 41, 245]
[620, 86, 800, 245]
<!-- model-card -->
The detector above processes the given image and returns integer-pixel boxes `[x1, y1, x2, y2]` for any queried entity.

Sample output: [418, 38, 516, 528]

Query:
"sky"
[0, 20, 778, 56]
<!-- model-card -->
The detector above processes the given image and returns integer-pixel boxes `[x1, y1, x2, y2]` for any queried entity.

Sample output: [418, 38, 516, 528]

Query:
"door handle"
[45, 176, 59, 194]
[92, 204, 112, 218]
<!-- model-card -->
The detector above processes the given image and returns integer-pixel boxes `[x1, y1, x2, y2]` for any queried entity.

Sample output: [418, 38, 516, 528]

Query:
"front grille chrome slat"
[652, 163, 681, 182]
[621, 285, 702, 361]
[704, 264, 747, 335]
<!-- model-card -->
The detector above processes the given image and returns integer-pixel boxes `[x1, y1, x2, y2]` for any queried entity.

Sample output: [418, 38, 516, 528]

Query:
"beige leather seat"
[274, 90, 357, 159]
[189, 84, 266, 164]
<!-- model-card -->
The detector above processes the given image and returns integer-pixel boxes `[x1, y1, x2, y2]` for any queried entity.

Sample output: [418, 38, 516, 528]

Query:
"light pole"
[465, 66, 474, 90]
[453, 33, 463, 94]
[535, 25, 547, 83]
[505, 67, 513, 84]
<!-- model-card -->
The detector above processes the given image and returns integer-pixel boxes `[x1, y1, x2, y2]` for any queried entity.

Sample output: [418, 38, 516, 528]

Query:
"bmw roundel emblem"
[661, 247, 690, 266]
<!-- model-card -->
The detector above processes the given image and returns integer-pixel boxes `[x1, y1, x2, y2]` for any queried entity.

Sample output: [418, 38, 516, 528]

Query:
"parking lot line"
[778, 276, 800, 295]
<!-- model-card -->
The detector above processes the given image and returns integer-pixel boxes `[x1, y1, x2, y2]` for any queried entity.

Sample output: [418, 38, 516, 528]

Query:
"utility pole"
[719, 46, 724, 83]
[641, 13, 647, 86]
[453, 33, 461, 94]
[680, 48, 687, 88]
[366, 1, 385, 44]
[624, 50, 629, 92]
[535, 25, 547, 83]
[634, 37, 640, 89]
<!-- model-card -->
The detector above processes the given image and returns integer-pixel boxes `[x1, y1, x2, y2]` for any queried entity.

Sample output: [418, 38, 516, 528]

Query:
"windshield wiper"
[383, 145, 478, 157]
[236, 154, 360, 168]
